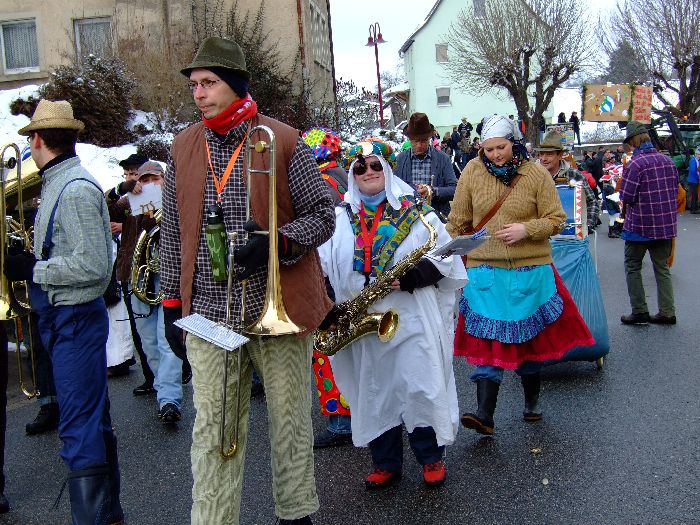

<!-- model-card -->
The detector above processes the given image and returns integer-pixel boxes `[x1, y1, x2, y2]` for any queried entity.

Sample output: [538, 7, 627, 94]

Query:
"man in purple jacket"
[619, 121, 678, 325]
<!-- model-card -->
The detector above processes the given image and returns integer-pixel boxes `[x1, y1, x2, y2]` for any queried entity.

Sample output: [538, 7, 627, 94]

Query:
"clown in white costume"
[318, 140, 466, 490]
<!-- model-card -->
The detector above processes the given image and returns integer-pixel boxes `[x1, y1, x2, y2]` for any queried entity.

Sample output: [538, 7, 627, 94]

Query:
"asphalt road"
[1, 212, 699, 525]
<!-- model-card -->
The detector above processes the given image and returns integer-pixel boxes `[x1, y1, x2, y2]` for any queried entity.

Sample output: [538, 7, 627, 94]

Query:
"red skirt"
[454, 266, 594, 369]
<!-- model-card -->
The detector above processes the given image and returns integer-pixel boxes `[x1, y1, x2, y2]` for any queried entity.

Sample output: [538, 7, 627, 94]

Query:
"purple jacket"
[619, 147, 678, 240]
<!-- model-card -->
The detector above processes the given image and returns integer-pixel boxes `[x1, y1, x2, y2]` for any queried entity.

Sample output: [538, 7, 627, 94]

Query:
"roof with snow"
[384, 82, 410, 95]
[399, 0, 442, 56]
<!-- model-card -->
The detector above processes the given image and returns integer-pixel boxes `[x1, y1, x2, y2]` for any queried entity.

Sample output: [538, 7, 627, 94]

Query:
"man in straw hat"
[4, 99, 123, 524]
[535, 131, 600, 231]
[618, 121, 678, 326]
[395, 112, 457, 218]
[159, 37, 334, 524]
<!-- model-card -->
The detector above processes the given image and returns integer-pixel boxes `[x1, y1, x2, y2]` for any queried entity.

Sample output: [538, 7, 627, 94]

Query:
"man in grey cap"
[536, 131, 600, 231]
[159, 37, 334, 524]
[5, 99, 123, 524]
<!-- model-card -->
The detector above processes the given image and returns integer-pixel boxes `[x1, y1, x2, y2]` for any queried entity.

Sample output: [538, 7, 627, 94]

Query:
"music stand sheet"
[174, 313, 249, 352]
[432, 231, 489, 258]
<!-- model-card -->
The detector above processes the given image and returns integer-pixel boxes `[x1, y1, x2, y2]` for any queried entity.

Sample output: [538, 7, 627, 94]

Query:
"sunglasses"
[352, 160, 384, 176]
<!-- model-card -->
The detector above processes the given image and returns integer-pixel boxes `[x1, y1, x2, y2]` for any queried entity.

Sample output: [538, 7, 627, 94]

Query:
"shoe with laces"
[25, 402, 59, 435]
[620, 312, 650, 325]
[158, 403, 181, 424]
[365, 468, 401, 490]
[423, 460, 446, 487]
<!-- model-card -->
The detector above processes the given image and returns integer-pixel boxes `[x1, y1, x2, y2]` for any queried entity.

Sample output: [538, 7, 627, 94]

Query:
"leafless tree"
[601, 0, 700, 122]
[442, 0, 591, 143]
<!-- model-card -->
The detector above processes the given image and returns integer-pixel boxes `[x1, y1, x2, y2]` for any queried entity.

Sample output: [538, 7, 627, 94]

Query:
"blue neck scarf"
[633, 141, 655, 155]
[359, 190, 387, 209]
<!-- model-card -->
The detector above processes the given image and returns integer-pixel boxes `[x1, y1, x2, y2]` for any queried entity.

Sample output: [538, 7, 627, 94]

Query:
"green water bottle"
[205, 204, 228, 282]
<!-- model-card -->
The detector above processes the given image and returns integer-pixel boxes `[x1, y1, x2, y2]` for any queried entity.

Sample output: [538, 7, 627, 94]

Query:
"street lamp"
[366, 22, 387, 128]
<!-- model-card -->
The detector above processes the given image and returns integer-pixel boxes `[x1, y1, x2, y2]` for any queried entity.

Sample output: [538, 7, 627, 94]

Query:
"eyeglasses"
[26, 133, 34, 143]
[352, 160, 384, 175]
[187, 79, 222, 92]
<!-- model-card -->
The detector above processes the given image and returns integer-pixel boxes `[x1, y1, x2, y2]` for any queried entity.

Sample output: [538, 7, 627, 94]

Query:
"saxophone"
[315, 204, 438, 356]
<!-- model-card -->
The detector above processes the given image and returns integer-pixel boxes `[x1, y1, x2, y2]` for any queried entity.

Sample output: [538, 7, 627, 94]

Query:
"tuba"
[219, 125, 303, 459]
[1, 143, 40, 398]
[314, 203, 438, 356]
[130, 209, 163, 305]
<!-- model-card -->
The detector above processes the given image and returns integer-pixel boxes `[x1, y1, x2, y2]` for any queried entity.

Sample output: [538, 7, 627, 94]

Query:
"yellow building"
[0, 0, 335, 106]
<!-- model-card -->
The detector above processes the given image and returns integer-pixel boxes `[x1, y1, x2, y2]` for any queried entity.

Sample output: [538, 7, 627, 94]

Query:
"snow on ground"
[0, 85, 140, 191]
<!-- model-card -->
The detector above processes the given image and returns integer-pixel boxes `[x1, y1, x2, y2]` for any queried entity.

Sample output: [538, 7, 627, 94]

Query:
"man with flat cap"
[106, 152, 159, 395]
[159, 37, 334, 524]
[395, 112, 457, 218]
[4, 99, 123, 524]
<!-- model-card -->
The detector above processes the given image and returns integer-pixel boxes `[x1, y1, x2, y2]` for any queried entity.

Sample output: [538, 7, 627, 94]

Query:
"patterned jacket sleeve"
[159, 160, 181, 300]
[278, 138, 335, 263]
[571, 169, 600, 229]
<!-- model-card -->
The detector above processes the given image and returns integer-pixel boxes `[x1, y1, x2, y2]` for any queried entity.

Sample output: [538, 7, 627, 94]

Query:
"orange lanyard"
[204, 132, 248, 202]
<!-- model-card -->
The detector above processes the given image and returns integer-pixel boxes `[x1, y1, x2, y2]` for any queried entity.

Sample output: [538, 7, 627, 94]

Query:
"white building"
[399, 0, 525, 135]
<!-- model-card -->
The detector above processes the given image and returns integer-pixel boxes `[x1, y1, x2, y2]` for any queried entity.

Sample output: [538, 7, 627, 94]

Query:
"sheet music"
[174, 313, 249, 352]
[127, 183, 162, 216]
[432, 228, 489, 258]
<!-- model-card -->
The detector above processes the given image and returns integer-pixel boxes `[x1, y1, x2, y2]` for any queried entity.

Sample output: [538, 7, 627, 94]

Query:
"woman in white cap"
[318, 139, 466, 490]
[447, 115, 593, 436]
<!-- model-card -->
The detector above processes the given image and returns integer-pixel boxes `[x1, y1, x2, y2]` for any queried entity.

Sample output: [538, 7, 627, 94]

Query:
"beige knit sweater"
[446, 157, 566, 269]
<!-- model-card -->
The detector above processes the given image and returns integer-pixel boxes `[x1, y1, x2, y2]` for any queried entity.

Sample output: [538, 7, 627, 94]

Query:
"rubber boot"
[68, 466, 111, 525]
[104, 432, 124, 524]
[521, 373, 543, 422]
[460, 379, 499, 435]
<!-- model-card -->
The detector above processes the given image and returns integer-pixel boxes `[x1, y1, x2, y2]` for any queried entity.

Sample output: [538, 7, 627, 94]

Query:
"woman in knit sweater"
[446, 115, 593, 436]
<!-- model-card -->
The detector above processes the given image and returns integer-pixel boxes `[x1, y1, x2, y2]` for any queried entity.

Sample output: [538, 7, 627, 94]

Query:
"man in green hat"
[535, 131, 600, 231]
[159, 37, 335, 525]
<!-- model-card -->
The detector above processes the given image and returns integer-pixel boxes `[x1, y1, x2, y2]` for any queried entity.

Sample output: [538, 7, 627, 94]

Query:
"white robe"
[319, 206, 467, 447]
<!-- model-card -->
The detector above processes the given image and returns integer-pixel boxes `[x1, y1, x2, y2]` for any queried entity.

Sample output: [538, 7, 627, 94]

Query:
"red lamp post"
[366, 22, 387, 128]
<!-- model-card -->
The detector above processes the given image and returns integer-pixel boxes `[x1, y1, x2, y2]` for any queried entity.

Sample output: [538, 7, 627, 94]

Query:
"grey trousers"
[188, 333, 319, 524]
[624, 239, 675, 316]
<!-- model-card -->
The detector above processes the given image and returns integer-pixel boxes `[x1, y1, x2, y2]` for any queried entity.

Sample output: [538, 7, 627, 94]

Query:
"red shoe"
[365, 468, 401, 490]
[423, 460, 446, 487]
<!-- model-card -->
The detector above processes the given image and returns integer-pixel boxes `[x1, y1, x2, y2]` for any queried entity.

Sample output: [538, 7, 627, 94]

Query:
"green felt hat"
[181, 37, 250, 80]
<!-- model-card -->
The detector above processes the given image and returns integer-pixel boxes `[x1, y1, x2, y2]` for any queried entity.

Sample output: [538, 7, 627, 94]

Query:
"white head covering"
[344, 142, 414, 213]
[480, 114, 523, 142]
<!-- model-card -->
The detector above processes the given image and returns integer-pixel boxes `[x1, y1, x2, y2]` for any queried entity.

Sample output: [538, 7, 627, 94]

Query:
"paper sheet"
[128, 183, 162, 216]
[432, 228, 489, 258]
[174, 313, 250, 352]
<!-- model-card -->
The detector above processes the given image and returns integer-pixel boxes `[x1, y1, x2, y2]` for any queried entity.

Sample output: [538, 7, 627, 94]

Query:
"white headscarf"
[480, 115, 523, 142]
[344, 144, 414, 213]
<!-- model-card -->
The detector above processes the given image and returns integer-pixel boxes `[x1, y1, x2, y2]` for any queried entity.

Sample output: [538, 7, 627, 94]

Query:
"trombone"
[0, 143, 39, 399]
[219, 125, 303, 459]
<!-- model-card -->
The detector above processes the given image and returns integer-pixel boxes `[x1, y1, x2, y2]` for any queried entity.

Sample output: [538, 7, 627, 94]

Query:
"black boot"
[103, 432, 124, 524]
[68, 466, 112, 525]
[522, 373, 543, 422]
[460, 380, 499, 435]
[26, 402, 60, 435]
[278, 516, 313, 524]
[607, 225, 621, 238]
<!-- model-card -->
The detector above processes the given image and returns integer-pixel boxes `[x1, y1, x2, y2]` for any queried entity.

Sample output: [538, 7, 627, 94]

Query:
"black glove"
[398, 258, 444, 294]
[4, 250, 36, 282]
[318, 305, 342, 330]
[234, 220, 303, 281]
[163, 304, 187, 360]
[118, 179, 138, 195]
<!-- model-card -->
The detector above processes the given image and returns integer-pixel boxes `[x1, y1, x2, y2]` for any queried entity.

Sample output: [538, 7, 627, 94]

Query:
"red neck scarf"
[202, 94, 258, 135]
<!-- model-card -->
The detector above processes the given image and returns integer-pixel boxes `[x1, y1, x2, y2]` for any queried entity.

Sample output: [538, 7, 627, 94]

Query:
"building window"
[435, 44, 448, 63]
[1, 20, 39, 73]
[473, 0, 487, 18]
[74, 17, 112, 62]
[309, 1, 331, 71]
[436, 87, 451, 105]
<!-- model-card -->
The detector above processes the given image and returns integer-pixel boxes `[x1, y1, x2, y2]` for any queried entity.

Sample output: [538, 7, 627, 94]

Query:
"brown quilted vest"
[170, 115, 332, 333]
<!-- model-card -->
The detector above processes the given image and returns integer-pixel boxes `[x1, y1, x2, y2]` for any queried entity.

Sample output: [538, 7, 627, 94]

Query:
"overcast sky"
[329, 0, 615, 89]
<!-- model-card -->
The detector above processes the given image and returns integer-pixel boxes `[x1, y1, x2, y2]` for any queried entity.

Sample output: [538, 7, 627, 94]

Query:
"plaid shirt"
[553, 161, 600, 230]
[410, 147, 433, 185]
[160, 120, 335, 324]
[32, 156, 113, 305]
[619, 147, 678, 240]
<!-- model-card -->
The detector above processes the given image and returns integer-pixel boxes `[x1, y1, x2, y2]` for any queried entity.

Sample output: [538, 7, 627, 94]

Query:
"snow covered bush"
[10, 55, 137, 147]
[136, 135, 172, 163]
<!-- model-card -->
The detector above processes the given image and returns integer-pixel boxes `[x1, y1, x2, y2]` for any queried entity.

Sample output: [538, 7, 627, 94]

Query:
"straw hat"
[534, 131, 566, 152]
[18, 99, 84, 136]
